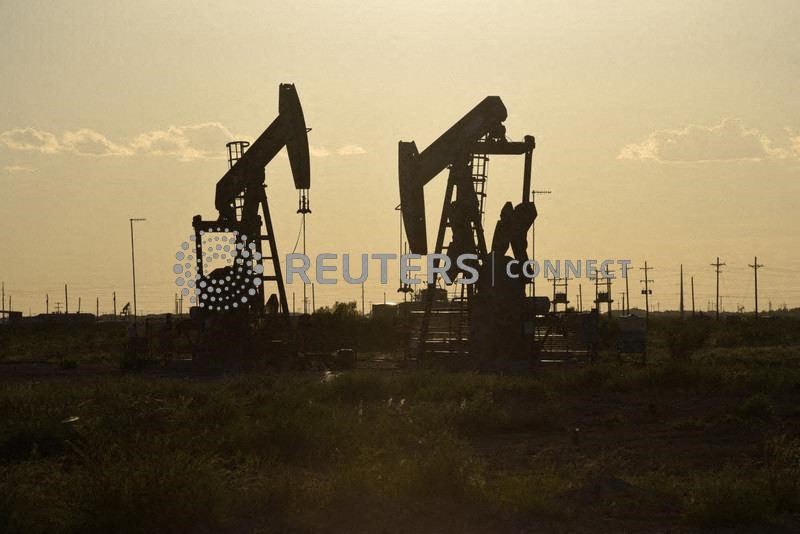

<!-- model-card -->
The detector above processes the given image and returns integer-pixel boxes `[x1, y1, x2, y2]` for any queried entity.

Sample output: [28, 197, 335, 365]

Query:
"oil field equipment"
[399, 96, 597, 368]
[189, 83, 311, 360]
[399, 96, 537, 367]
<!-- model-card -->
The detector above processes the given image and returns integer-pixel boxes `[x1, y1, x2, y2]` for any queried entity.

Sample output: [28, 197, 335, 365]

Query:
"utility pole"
[46, 294, 49, 314]
[129, 218, 146, 319]
[78, 297, 81, 314]
[640, 261, 653, 324]
[113, 291, 117, 318]
[625, 269, 630, 314]
[396, 204, 414, 299]
[312, 283, 316, 314]
[679, 264, 685, 320]
[65, 284, 69, 314]
[748, 256, 764, 319]
[605, 269, 613, 318]
[578, 283, 583, 312]
[529, 189, 552, 297]
[691, 276, 695, 316]
[565, 276, 571, 310]
[710, 257, 725, 320]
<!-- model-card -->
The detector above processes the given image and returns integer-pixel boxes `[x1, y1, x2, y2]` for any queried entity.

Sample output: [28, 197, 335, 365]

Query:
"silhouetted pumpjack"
[398, 96, 537, 363]
[192, 84, 311, 317]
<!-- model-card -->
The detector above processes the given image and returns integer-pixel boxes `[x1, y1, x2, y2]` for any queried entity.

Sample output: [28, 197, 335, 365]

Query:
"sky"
[1, 0, 799, 315]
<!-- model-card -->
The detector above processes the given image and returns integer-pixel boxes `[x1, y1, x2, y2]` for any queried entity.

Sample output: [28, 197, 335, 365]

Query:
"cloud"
[0, 125, 367, 162]
[305, 145, 367, 157]
[62, 129, 132, 156]
[0, 128, 61, 154]
[3, 165, 36, 175]
[310, 145, 331, 158]
[789, 130, 800, 155]
[618, 119, 798, 163]
[337, 144, 367, 156]
[131, 122, 235, 161]
[0, 123, 236, 161]
[0, 127, 130, 157]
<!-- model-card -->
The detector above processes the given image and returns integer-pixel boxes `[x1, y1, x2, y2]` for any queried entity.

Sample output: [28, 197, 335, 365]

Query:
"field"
[2, 317, 800, 532]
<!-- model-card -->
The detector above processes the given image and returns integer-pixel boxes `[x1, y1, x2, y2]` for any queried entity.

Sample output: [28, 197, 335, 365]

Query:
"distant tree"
[317, 301, 359, 319]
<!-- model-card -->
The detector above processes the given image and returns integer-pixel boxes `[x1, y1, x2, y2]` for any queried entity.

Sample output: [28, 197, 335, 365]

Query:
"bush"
[685, 471, 775, 527]
[664, 320, 711, 360]
[715, 316, 800, 348]
[738, 394, 775, 420]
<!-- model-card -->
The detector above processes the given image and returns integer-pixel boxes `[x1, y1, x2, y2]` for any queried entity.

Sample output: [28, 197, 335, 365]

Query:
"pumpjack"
[189, 83, 311, 360]
[399, 96, 539, 367]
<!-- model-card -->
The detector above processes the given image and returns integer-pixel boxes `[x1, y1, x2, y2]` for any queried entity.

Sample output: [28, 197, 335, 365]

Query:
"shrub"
[664, 320, 710, 361]
[738, 394, 775, 421]
[685, 471, 774, 527]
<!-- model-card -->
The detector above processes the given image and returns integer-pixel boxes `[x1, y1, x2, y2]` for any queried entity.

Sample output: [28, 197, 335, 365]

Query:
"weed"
[738, 393, 775, 421]
[684, 470, 775, 527]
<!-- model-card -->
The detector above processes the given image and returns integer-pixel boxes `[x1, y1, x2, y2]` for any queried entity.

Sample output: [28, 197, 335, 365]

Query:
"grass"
[0, 374, 503, 531]
[684, 470, 784, 528]
[0, 322, 127, 363]
[2, 339, 800, 531]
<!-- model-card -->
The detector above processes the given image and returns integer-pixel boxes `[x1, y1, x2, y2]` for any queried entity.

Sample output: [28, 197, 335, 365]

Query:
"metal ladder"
[415, 152, 489, 362]
[471, 151, 489, 224]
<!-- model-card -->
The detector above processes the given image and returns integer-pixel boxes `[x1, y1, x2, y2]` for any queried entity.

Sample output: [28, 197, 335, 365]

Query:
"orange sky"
[1, 0, 799, 315]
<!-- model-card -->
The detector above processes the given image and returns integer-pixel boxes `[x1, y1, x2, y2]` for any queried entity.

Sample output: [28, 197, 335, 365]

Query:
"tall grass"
[2, 342, 800, 531]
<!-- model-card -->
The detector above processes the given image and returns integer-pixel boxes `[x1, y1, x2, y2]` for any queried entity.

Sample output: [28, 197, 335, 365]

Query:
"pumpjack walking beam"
[399, 96, 535, 256]
[214, 84, 310, 222]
